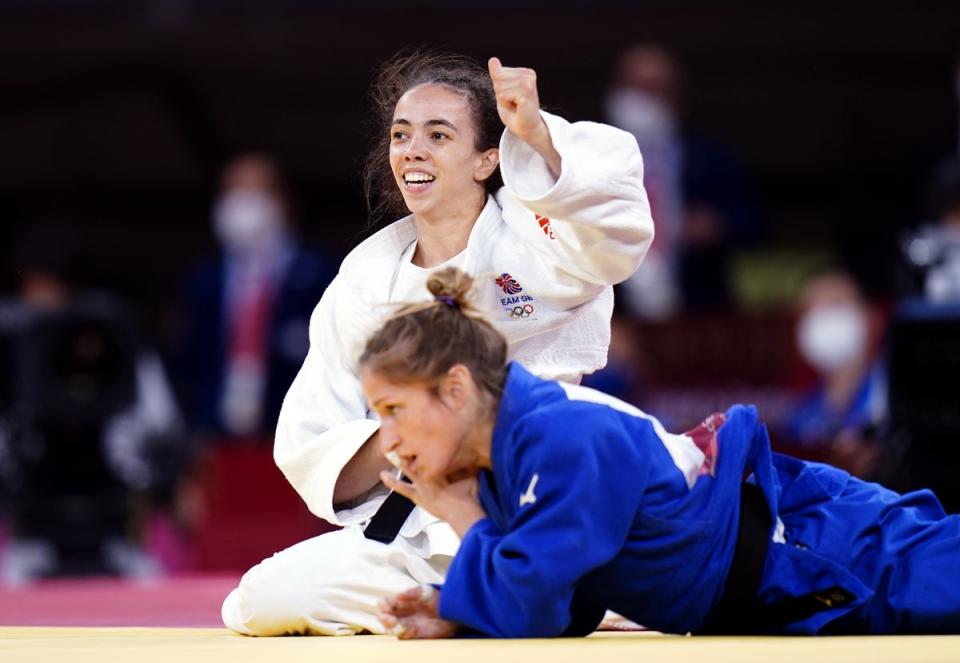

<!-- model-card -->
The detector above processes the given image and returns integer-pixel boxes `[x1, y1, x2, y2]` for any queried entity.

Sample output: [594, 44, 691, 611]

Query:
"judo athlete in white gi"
[220, 52, 654, 635]
[367, 268, 960, 638]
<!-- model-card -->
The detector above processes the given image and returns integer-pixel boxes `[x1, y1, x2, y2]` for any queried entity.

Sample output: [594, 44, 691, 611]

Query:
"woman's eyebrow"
[425, 119, 458, 131]
[391, 118, 459, 132]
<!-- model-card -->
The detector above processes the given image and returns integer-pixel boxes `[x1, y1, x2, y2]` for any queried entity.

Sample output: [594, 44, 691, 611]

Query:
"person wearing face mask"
[176, 154, 335, 442]
[607, 44, 760, 317]
[783, 269, 887, 478]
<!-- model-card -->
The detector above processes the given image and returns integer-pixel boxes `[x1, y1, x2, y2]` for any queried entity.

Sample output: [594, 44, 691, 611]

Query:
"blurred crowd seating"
[629, 311, 801, 433]
[186, 445, 333, 572]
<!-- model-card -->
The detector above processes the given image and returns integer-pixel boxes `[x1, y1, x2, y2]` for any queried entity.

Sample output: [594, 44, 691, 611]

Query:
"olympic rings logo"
[507, 304, 535, 319]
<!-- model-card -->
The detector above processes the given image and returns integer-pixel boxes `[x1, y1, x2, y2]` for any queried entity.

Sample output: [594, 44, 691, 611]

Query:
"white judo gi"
[221, 111, 654, 636]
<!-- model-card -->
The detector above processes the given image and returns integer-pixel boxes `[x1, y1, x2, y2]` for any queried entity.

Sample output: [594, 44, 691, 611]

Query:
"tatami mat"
[2, 627, 959, 663]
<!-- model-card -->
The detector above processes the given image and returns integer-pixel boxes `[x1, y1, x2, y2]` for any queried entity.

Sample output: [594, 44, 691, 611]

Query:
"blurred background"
[0, 0, 959, 584]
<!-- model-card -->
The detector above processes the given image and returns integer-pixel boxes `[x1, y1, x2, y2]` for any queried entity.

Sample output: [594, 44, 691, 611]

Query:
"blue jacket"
[438, 363, 960, 636]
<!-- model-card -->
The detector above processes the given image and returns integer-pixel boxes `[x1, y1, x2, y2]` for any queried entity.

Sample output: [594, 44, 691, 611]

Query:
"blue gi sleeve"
[438, 407, 651, 637]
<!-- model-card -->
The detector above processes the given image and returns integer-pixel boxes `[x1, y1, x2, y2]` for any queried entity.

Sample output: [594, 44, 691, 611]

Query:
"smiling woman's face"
[389, 84, 498, 222]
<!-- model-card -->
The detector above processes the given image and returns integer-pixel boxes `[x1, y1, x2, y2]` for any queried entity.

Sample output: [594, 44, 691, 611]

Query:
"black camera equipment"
[1, 296, 138, 575]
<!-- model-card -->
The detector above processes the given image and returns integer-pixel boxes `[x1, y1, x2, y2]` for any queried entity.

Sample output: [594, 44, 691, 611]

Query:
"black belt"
[700, 482, 856, 633]
[362, 475, 415, 544]
[702, 481, 772, 633]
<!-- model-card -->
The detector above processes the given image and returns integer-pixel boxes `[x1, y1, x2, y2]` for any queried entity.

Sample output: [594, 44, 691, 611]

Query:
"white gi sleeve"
[272, 274, 381, 526]
[498, 110, 654, 291]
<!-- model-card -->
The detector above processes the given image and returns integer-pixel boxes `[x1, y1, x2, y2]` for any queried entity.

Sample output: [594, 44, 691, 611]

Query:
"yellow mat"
[1, 627, 959, 663]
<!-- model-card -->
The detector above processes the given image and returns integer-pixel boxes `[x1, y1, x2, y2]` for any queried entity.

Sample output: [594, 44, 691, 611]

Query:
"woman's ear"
[439, 364, 474, 411]
[474, 148, 500, 183]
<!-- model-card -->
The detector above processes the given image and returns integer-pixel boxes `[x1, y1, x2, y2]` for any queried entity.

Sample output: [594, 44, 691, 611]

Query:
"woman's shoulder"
[491, 186, 529, 224]
[503, 399, 628, 480]
[519, 380, 653, 440]
[500, 369, 609, 446]
[339, 216, 418, 274]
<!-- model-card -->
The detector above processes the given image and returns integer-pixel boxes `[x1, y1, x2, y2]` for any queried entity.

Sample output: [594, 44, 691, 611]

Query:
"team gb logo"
[496, 273, 523, 295]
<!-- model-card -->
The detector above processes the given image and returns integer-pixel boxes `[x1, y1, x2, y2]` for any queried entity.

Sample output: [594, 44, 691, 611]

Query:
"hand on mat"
[380, 469, 486, 538]
[378, 585, 457, 640]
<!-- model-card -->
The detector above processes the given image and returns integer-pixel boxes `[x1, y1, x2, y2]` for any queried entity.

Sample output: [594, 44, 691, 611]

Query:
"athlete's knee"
[223, 552, 308, 635]
[221, 587, 256, 635]
[219, 531, 367, 636]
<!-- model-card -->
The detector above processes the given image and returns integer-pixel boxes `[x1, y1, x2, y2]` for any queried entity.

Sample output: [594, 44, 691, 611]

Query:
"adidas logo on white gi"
[519, 474, 539, 507]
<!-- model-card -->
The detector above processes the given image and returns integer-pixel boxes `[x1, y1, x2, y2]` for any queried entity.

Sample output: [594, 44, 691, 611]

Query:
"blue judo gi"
[437, 363, 960, 636]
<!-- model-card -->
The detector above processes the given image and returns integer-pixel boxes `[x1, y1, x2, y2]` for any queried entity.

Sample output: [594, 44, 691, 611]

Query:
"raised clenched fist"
[488, 57, 544, 143]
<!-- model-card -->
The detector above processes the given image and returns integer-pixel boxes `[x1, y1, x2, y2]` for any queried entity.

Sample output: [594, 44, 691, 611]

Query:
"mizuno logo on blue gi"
[519, 474, 539, 507]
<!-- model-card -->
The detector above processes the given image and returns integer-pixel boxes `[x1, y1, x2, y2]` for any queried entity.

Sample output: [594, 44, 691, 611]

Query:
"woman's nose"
[379, 425, 400, 454]
[380, 431, 403, 469]
[404, 133, 428, 160]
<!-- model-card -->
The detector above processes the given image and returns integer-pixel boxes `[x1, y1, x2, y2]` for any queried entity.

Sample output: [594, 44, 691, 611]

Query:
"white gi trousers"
[222, 526, 449, 636]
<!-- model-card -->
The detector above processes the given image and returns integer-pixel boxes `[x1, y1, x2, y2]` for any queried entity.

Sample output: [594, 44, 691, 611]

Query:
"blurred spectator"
[0, 225, 186, 582]
[900, 156, 960, 302]
[607, 44, 760, 317]
[782, 269, 888, 478]
[899, 56, 960, 303]
[881, 63, 960, 509]
[176, 154, 334, 443]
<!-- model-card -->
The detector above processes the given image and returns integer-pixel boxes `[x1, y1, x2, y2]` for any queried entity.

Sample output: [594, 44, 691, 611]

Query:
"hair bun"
[426, 267, 474, 311]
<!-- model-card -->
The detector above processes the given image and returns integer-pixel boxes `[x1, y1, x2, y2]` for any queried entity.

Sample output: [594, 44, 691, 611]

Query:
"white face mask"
[213, 190, 284, 254]
[605, 88, 676, 147]
[797, 303, 868, 374]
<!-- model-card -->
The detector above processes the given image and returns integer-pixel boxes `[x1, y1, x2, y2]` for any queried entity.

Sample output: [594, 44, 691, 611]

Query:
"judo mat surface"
[1, 576, 959, 663]
[4, 628, 960, 663]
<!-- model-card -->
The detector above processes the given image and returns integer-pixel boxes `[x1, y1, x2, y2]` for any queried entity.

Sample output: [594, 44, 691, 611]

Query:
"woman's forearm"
[333, 429, 392, 505]
[523, 118, 562, 180]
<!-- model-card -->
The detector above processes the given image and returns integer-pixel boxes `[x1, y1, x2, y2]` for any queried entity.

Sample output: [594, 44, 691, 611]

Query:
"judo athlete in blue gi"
[359, 267, 960, 638]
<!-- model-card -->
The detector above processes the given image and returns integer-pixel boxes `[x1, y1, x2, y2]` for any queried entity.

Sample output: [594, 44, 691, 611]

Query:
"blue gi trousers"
[758, 453, 960, 634]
